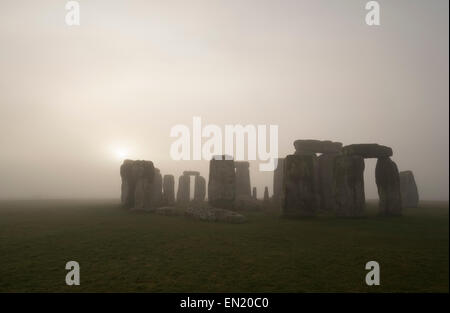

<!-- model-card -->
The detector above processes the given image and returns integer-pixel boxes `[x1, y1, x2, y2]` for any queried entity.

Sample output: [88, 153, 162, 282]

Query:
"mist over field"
[0, 0, 448, 201]
[0, 1, 449, 298]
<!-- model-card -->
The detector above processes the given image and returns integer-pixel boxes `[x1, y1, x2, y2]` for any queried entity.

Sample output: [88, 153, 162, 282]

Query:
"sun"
[113, 147, 129, 160]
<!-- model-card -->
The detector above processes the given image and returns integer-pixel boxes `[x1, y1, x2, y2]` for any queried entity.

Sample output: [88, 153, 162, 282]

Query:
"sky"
[0, 0, 448, 200]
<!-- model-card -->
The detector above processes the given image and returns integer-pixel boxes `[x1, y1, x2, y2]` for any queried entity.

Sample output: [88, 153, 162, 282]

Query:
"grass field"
[0, 199, 448, 293]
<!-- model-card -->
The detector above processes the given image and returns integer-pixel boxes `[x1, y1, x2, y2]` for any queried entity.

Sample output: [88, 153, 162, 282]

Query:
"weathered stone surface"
[194, 175, 206, 202]
[132, 162, 156, 210]
[120, 160, 155, 209]
[144, 205, 247, 223]
[343, 144, 392, 159]
[185, 206, 247, 223]
[183, 171, 200, 176]
[176, 174, 190, 203]
[162, 175, 175, 205]
[376, 157, 402, 216]
[235, 161, 250, 169]
[263, 187, 270, 202]
[149, 169, 163, 208]
[252, 187, 257, 200]
[235, 161, 251, 198]
[318, 153, 340, 211]
[294, 150, 317, 156]
[208, 156, 236, 209]
[134, 178, 152, 210]
[333, 155, 365, 217]
[294, 140, 343, 154]
[282, 155, 319, 217]
[120, 160, 136, 208]
[272, 158, 285, 201]
[399, 171, 419, 208]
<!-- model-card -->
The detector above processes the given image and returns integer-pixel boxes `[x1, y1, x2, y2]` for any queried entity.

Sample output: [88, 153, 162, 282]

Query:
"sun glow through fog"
[113, 147, 129, 161]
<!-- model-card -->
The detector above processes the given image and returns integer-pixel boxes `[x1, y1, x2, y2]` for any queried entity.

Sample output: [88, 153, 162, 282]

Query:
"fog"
[0, 0, 448, 200]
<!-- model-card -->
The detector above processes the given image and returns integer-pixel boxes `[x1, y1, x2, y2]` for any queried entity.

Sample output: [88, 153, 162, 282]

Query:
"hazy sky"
[0, 0, 448, 200]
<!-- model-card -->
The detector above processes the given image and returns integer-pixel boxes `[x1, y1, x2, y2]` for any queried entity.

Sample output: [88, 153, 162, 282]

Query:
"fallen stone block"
[185, 206, 247, 223]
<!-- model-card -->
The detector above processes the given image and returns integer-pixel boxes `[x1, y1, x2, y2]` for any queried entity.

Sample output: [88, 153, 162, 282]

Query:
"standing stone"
[235, 161, 251, 198]
[263, 187, 269, 202]
[120, 160, 136, 208]
[399, 171, 419, 208]
[375, 157, 402, 216]
[194, 175, 206, 202]
[131, 161, 156, 210]
[163, 175, 175, 205]
[282, 155, 319, 217]
[272, 158, 285, 202]
[208, 155, 236, 209]
[134, 179, 152, 210]
[333, 155, 365, 217]
[149, 169, 163, 208]
[318, 153, 340, 211]
[120, 160, 155, 209]
[252, 187, 257, 200]
[176, 174, 190, 203]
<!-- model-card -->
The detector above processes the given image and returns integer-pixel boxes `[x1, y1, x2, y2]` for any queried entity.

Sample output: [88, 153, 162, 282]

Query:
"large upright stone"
[282, 155, 319, 217]
[294, 140, 343, 154]
[252, 187, 257, 200]
[263, 187, 269, 202]
[120, 160, 155, 209]
[318, 153, 340, 211]
[376, 157, 402, 216]
[399, 171, 419, 208]
[194, 175, 206, 202]
[120, 160, 136, 208]
[272, 158, 285, 202]
[235, 161, 251, 198]
[149, 168, 163, 208]
[343, 144, 392, 159]
[333, 155, 365, 217]
[176, 174, 190, 203]
[163, 175, 175, 205]
[208, 156, 236, 209]
[131, 161, 156, 210]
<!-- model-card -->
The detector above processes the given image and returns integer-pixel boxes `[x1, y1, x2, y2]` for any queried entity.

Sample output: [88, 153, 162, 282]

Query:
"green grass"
[0, 199, 448, 293]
